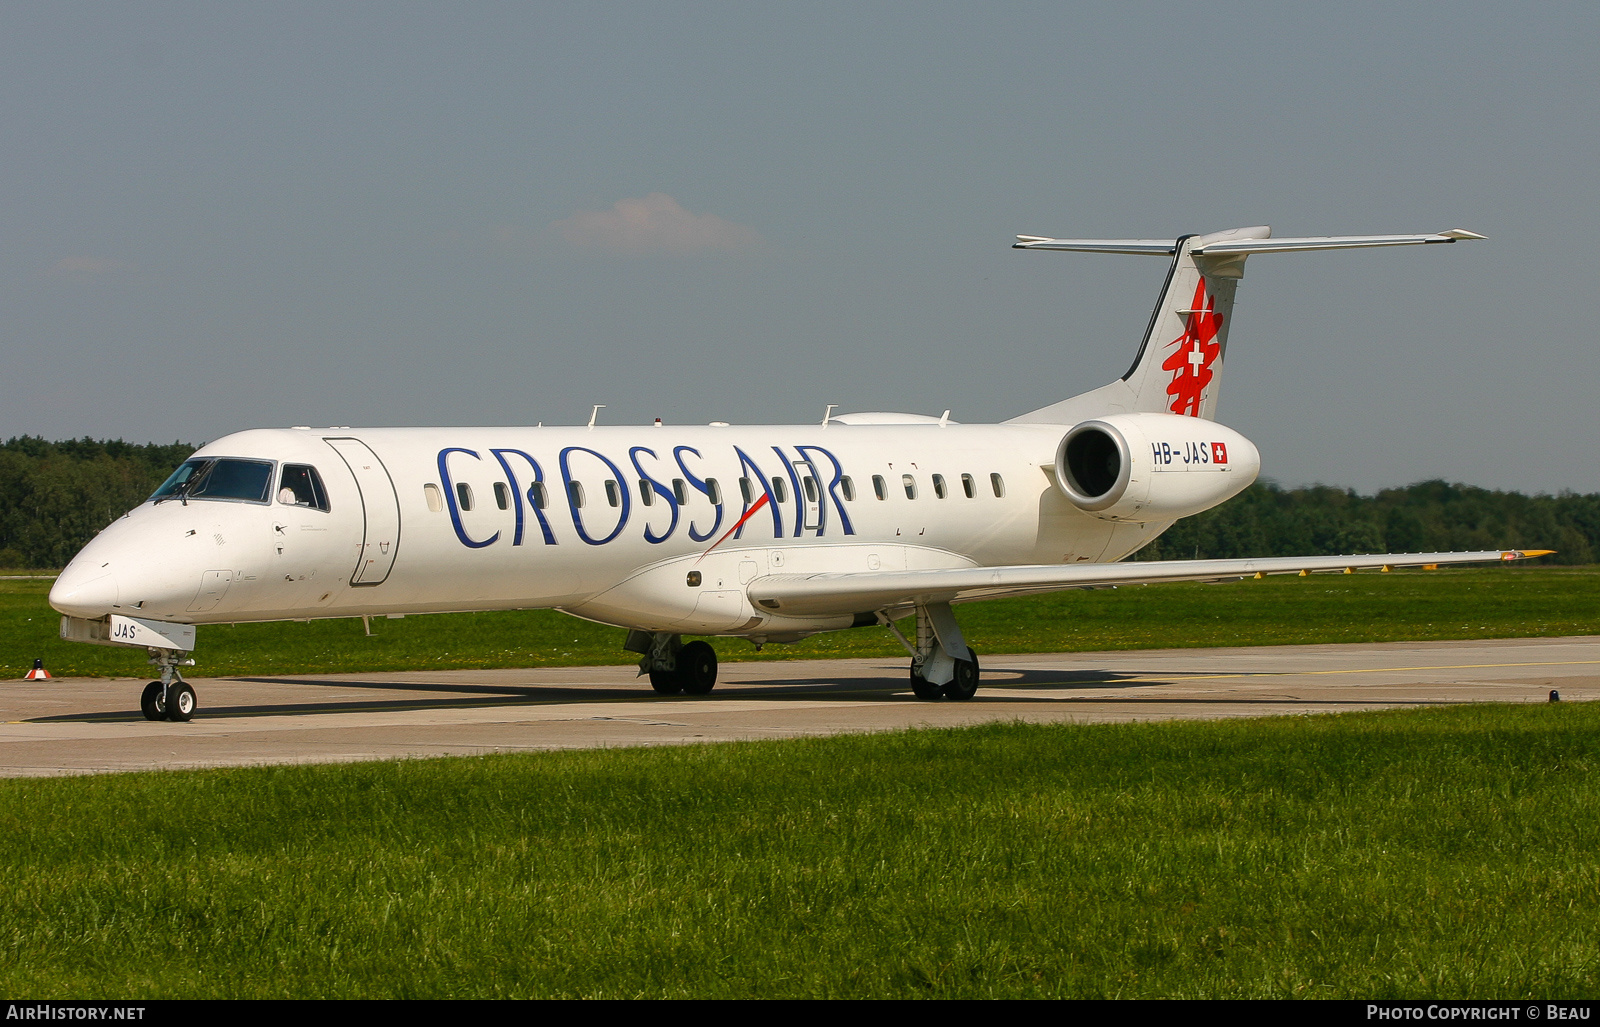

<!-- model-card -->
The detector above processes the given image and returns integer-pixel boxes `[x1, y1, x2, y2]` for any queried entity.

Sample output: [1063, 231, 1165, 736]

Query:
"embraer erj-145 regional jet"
[50, 225, 1547, 722]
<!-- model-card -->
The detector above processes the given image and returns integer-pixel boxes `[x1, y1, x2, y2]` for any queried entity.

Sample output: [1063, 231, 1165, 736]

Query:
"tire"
[140, 681, 167, 721]
[166, 682, 197, 722]
[679, 640, 718, 696]
[943, 649, 980, 701]
[909, 665, 943, 700]
[648, 668, 682, 695]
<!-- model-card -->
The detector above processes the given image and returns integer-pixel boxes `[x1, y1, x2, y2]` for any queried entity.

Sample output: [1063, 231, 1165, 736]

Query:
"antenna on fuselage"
[588, 405, 605, 429]
[822, 404, 837, 426]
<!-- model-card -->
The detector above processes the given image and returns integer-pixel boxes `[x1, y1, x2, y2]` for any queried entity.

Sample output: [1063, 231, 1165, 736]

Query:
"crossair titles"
[435, 443, 856, 550]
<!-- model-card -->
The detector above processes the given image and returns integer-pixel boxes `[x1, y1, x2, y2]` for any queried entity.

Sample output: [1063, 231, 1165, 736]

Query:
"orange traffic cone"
[24, 658, 51, 680]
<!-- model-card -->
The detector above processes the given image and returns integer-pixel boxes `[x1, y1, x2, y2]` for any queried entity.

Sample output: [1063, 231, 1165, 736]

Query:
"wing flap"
[747, 550, 1550, 616]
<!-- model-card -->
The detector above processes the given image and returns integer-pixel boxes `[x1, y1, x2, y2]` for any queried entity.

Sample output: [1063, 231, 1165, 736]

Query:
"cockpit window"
[278, 464, 329, 511]
[152, 458, 275, 504]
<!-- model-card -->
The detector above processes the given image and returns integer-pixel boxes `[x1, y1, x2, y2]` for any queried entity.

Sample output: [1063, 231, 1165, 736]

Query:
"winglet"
[1503, 549, 1555, 560]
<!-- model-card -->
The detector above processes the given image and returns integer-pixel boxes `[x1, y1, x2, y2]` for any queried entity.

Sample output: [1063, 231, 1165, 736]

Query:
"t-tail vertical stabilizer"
[1007, 226, 1484, 426]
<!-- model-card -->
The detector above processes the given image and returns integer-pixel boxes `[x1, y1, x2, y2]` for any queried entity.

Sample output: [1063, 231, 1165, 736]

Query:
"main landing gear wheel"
[678, 640, 718, 696]
[909, 666, 944, 701]
[140, 681, 167, 721]
[909, 649, 980, 701]
[944, 650, 980, 701]
[649, 641, 719, 696]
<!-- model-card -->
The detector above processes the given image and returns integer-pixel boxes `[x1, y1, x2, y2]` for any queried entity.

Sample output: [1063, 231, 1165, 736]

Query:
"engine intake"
[1054, 413, 1260, 522]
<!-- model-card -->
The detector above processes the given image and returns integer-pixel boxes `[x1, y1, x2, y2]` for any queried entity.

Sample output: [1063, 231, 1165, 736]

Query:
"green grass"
[3, 565, 1597, 678]
[1, 704, 1597, 997]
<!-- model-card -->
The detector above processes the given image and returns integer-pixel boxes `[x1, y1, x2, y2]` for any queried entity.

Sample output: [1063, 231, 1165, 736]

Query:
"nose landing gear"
[140, 648, 198, 722]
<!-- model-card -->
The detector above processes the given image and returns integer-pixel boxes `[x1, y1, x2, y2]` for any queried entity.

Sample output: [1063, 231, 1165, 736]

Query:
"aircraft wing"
[746, 549, 1551, 616]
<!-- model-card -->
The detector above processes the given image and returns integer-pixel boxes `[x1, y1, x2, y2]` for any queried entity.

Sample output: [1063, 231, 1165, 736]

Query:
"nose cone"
[50, 569, 120, 618]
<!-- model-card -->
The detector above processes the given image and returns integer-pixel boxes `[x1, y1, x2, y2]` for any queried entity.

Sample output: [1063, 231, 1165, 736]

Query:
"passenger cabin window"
[902, 474, 917, 500]
[568, 481, 585, 508]
[638, 480, 653, 506]
[494, 482, 510, 511]
[605, 480, 621, 508]
[673, 479, 688, 506]
[278, 464, 329, 511]
[152, 458, 275, 505]
[706, 478, 722, 505]
[771, 477, 788, 504]
[739, 477, 753, 504]
[932, 473, 947, 499]
[530, 482, 549, 509]
[841, 476, 856, 501]
[802, 476, 818, 503]
[961, 473, 975, 499]
[991, 473, 1006, 498]
[872, 475, 887, 500]
[423, 483, 443, 513]
[456, 482, 474, 511]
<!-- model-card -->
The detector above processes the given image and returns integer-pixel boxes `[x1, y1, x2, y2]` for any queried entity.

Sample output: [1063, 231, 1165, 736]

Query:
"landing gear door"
[324, 437, 401, 586]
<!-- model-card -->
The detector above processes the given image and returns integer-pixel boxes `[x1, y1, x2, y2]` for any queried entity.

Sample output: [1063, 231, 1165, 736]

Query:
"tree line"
[1138, 479, 1599, 565]
[0, 436, 196, 569]
[0, 435, 1595, 569]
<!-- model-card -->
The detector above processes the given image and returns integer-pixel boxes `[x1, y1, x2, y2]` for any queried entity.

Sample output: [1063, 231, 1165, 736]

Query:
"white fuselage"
[50, 420, 1171, 639]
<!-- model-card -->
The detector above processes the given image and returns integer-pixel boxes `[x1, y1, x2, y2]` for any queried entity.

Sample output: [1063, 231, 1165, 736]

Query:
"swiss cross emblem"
[1161, 278, 1223, 417]
[1211, 442, 1228, 464]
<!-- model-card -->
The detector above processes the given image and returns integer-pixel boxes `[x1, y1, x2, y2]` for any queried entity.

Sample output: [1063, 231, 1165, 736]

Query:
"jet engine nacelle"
[1054, 413, 1260, 522]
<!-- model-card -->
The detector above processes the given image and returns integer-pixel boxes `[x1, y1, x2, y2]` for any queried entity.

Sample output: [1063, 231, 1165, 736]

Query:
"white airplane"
[49, 224, 1547, 722]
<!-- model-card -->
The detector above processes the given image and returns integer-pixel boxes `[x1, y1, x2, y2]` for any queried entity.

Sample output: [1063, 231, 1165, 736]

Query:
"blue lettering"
[489, 448, 558, 546]
[559, 446, 631, 546]
[674, 446, 724, 543]
[772, 446, 805, 538]
[437, 448, 500, 549]
[795, 444, 857, 537]
[733, 447, 784, 539]
[629, 446, 680, 544]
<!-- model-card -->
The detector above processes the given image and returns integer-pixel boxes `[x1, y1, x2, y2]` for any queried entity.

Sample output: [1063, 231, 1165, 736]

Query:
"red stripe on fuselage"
[697, 492, 770, 563]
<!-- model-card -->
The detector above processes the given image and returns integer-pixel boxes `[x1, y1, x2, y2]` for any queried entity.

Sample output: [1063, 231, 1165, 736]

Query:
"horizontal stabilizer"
[748, 549, 1548, 616]
[1013, 237, 1178, 255]
[1193, 230, 1486, 255]
[1013, 229, 1485, 257]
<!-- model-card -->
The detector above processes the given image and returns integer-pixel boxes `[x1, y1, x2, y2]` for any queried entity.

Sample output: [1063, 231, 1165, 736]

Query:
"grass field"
[1, 704, 1596, 998]
[3, 565, 1597, 679]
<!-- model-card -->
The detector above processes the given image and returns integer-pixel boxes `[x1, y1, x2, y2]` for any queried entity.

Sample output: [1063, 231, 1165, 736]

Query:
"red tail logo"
[1161, 278, 1223, 417]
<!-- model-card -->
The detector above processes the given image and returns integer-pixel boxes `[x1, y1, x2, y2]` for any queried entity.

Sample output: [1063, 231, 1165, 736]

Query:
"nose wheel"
[140, 648, 198, 721]
[140, 679, 197, 721]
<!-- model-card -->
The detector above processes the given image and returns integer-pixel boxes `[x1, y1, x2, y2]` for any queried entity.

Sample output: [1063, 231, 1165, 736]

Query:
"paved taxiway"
[3, 635, 1596, 777]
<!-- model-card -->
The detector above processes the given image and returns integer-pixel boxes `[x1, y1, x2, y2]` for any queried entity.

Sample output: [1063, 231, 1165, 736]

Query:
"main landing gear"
[628, 631, 719, 696]
[885, 601, 981, 701]
[140, 647, 198, 722]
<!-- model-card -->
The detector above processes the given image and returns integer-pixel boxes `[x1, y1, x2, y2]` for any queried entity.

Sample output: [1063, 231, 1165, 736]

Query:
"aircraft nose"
[50, 570, 120, 618]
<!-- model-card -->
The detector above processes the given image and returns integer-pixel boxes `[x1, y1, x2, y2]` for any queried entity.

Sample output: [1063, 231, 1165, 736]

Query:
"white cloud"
[48, 256, 135, 275]
[553, 193, 760, 256]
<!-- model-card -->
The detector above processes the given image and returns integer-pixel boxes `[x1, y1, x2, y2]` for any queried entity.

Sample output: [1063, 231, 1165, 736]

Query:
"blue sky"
[2, 3, 1595, 493]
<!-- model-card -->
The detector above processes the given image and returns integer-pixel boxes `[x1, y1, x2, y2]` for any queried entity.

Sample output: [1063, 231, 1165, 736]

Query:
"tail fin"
[1007, 226, 1483, 425]
[1119, 226, 1262, 419]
